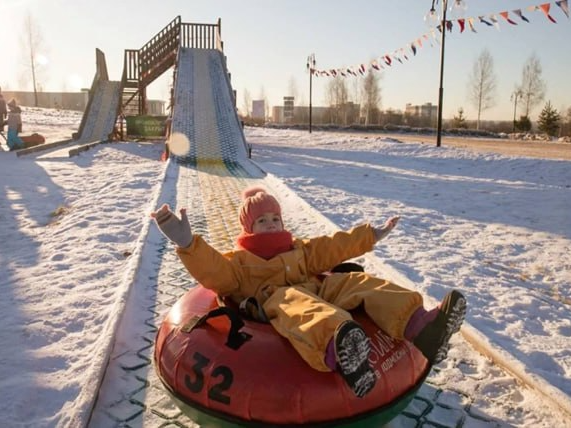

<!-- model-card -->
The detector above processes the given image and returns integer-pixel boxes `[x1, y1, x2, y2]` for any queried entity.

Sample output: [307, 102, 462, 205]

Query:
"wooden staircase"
[119, 16, 224, 119]
[121, 17, 181, 116]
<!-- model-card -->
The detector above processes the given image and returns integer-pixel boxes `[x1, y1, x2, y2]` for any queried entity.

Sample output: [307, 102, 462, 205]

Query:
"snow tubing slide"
[154, 285, 431, 427]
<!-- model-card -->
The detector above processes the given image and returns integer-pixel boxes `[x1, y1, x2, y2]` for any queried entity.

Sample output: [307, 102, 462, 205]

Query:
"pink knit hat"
[239, 186, 282, 233]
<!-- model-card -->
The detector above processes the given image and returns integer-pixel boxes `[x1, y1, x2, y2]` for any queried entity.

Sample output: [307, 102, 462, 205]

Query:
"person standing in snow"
[6, 99, 24, 151]
[0, 88, 7, 133]
[152, 186, 467, 399]
[163, 115, 172, 160]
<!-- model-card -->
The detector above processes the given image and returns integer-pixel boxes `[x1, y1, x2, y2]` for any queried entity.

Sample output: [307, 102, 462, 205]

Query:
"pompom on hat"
[239, 186, 282, 233]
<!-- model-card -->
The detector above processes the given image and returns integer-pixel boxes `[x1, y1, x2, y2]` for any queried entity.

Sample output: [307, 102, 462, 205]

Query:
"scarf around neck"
[236, 230, 293, 260]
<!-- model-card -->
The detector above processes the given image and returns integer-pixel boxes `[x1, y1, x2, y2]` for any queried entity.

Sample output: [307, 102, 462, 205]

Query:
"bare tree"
[241, 88, 252, 117]
[288, 76, 298, 100]
[21, 13, 46, 107]
[361, 70, 382, 125]
[467, 49, 497, 130]
[350, 78, 360, 106]
[519, 53, 546, 117]
[259, 86, 269, 120]
[325, 77, 349, 125]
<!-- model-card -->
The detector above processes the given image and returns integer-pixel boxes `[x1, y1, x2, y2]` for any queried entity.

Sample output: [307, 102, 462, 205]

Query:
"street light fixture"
[306, 53, 316, 133]
[425, 0, 467, 147]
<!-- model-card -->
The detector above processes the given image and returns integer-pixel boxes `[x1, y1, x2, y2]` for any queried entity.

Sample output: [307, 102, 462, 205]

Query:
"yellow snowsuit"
[176, 224, 423, 371]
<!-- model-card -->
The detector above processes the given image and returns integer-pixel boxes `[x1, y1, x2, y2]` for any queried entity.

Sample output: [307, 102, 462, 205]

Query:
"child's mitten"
[373, 215, 400, 242]
[152, 204, 193, 248]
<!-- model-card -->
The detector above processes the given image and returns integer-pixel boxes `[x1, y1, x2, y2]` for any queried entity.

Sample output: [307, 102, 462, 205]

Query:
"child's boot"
[334, 320, 376, 398]
[413, 290, 467, 365]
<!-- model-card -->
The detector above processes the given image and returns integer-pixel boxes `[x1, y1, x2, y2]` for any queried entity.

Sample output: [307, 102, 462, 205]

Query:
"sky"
[1, 108, 571, 427]
[1, 0, 570, 122]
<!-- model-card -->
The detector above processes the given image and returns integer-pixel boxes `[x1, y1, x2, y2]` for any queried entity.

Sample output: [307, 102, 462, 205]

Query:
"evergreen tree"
[516, 115, 532, 132]
[537, 101, 561, 137]
[452, 108, 467, 129]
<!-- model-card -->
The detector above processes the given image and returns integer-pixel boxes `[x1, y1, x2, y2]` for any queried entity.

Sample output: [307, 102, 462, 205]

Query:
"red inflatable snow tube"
[154, 286, 431, 427]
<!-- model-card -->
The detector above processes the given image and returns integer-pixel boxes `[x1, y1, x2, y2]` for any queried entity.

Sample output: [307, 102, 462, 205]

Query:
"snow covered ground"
[0, 108, 570, 427]
[246, 127, 571, 392]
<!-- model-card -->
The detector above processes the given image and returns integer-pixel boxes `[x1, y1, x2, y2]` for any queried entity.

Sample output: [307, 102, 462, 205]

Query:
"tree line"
[466, 50, 565, 136]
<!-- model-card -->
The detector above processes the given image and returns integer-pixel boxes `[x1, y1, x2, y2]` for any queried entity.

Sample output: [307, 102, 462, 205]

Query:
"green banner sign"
[126, 115, 168, 137]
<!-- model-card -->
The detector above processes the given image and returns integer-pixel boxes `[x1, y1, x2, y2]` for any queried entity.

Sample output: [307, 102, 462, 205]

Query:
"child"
[152, 186, 466, 398]
[6, 99, 24, 151]
[0, 88, 7, 133]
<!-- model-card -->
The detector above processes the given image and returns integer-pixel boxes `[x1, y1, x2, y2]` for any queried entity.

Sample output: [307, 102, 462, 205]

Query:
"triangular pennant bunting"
[313, 1, 567, 78]
[500, 11, 518, 25]
[489, 15, 501, 30]
[539, 3, 557, 22]
[513, 9, 530, 22]
[556, 0, 569, 17]
[479, 15, 493, 26]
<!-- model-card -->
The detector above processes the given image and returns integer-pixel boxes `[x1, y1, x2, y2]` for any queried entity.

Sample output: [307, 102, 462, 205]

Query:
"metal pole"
[307, 54, 315, 134]
[436, 0, 447, 147]
[512, 92, 519, 132]
[309, 68, 313, 133]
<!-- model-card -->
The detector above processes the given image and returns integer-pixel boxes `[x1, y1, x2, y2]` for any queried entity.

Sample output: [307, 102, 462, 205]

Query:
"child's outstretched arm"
[151, 204, 193, 248]
[373, 215, 400, 242]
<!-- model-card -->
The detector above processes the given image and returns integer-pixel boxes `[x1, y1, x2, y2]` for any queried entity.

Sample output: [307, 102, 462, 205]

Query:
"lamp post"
[306, 53, 316, 133]
[511, 88, 523, 132]
[426, 0, 466, 147]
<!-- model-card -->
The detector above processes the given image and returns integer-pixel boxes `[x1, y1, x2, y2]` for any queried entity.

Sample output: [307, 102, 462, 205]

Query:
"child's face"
[252, 212, 283, 234]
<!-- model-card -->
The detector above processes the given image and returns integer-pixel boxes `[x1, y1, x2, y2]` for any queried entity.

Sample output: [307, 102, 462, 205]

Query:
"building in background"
[2, 90, 90, 111]
[252, 100, 265, 120]
[2, 90, 165, 115]
[283, 96, 294, 123]
[404, 102, 437, 126]
[271, 105, 330, 124]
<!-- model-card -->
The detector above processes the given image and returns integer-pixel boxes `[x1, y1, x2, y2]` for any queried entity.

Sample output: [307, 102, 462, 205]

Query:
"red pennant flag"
[556, 0, 569, 18]
[457, 18, 466, 33]
[540, 3, 557, 23]
[384, 55, 392, 66]
[500, 11, 518, 25]
[446, 20, 453, 32]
